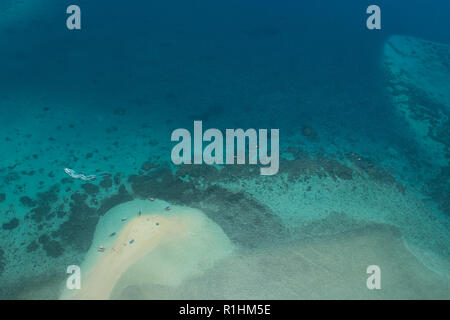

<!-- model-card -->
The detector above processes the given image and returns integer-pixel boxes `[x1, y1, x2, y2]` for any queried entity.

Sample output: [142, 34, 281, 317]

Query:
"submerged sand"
[111, 223, 449, 300]
[60, 199, 448, 300]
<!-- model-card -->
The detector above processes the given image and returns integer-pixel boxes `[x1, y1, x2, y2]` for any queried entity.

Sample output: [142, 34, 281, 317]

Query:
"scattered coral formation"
[0, 248, 5, 276]
[2, 218, 19, 230]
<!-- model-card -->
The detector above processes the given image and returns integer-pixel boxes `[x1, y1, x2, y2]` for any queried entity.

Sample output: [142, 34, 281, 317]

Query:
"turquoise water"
[0, 1, 449, 299]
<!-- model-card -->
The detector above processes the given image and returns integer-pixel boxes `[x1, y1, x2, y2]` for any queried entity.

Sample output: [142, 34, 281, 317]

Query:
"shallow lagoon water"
[0, 1, 449, 299]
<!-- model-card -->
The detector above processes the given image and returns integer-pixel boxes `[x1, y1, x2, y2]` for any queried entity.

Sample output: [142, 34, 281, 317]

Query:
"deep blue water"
[2, 0, 450, 151]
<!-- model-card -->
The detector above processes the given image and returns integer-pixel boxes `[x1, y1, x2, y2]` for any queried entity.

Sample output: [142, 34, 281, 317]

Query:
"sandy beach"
[61, 200, 233, 300]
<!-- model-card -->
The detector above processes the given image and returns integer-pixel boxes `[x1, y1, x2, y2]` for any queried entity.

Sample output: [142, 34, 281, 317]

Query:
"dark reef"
[0, 248, 5, 275]
[99, 176, 113, 189]
[141, 161, 159, 172]
[301, 125, 318, 142]
[428, 165, 450, 216]
[50, 183, 132, 252]
[282, 155, 354, 182]
[29, 206, 49, 223]
[54, 193, 98, 252]
[82, 183, 100, 195]
[2, 218, 19, 230]
[26, 241, 39, 253]
[129, 167, 287, 247]
[42, 240, 64, 258]
[98, 184, 133, 216]
[26, 185, 61, 223]
[20, 196, 36, 207]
